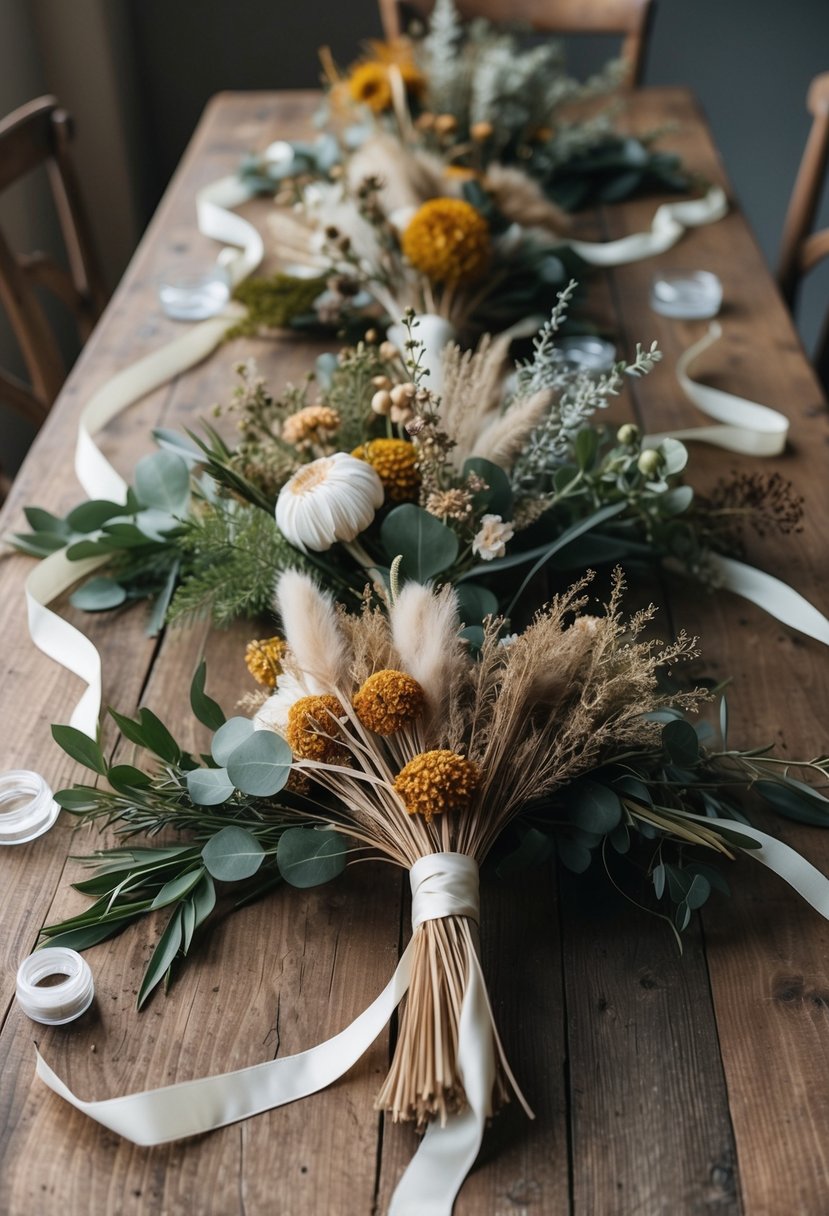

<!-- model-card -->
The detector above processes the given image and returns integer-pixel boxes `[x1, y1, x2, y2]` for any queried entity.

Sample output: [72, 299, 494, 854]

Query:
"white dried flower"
[471, 514, 514, 561]
[253, 670, 309, 734]
[275, 453, 384, 552]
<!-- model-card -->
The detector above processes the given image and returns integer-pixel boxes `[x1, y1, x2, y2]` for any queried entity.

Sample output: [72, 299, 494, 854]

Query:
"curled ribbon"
[36, 852, 499, 1216]
[569, 185, 728, 266]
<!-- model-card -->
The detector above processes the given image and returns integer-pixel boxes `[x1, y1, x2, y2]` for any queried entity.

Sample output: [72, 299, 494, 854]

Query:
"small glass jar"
[557, 335, 617, 374]
[158, 264, 231, 320]
[650, 270, 722, 319]
[0, 770, 60, 844]
[16, 947, 95, 1025]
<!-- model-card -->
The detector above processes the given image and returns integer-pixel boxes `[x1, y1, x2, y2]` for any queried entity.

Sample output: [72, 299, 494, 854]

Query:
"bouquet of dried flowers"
[13, 294, 803, 642]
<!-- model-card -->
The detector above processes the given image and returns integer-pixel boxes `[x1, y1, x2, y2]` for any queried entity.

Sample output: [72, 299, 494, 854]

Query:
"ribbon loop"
[410, 852, 480, 929]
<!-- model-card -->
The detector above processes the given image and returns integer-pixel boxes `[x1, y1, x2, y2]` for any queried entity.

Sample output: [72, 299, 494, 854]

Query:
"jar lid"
[16, 948, 95, 1025]
[0, 770, 60, 844]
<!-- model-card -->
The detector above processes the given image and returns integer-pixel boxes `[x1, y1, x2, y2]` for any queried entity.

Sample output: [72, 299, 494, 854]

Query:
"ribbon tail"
[389, 925, 496, 1216]
[35, 939, 415, 1147]
[569, 185, 727, 267]
[665, 553, 829, 648]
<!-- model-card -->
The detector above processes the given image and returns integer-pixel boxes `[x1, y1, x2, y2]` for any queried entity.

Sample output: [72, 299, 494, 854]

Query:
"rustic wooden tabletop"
[1, 89, 828, 1216]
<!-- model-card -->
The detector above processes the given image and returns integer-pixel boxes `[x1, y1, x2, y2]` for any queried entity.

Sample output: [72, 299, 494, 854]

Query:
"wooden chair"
[0, 95, 106, 438]
[378, 0, 655, 88]
[777, 73, 829, 386]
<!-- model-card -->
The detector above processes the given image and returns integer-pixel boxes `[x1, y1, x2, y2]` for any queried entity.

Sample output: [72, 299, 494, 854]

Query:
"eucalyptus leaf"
[380, 505, 459, 583]
[495, 826, 555, 878]
[202, 826, 265, 882]
[192, 873, 217, 927]
[658, 485, 694, 517]
[567, 780, 622, 835]
[455, 583, 499, 627]
[186, 767, 235, 806]
[211, 716, 255, 766]
[755, 779, 829, 826]
[134, 450, 191, 514]
[556, 836, 593, 874]
[277, 827, 348, 888]
[226, 730, 292, 797]
[661, 719, 699, 767]
[70, 577, 128, 612]
[659, 438, 688, 476]
[152, 427, 204, 467]
[462, 457, 513, 518]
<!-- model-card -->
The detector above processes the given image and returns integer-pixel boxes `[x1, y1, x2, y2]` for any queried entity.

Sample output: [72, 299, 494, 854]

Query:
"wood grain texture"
[0, 88, 828, 1215]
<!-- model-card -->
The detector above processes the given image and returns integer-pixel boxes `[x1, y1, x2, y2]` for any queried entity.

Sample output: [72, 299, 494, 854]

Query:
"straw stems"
[375, 913, 509, 1128]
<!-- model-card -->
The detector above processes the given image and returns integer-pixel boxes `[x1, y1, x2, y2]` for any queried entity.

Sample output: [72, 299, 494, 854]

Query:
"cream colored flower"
[471, 514, 514, 561]
[275, 452, 384, 552]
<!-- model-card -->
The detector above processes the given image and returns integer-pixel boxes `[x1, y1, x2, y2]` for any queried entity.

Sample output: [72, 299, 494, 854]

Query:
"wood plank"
[607, 89, 829, 1216]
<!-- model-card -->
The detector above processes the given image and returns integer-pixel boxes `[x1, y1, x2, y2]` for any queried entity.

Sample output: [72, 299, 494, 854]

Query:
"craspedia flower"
[276, 452, 384, 552]
[351, 438, 420, 503]
[281, 404, 341, 452]
[245, 637, 286, 687]
[286, 694, 347, 763]
[401, 198, 490, 285]
[394, 750, 480, 822]
[353, 669, 426, 735]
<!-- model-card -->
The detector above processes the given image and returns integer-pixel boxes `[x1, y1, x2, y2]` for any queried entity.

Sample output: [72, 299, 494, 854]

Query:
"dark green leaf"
[662, 719, 699, 767]
[454, 583, 499, 627]
[109, 708, 151, 751]
[54, 786, 103, 812]
[146, 559, 180, 638]
[181, 898, 197, 952]
[192, 873, 217, 927]
[190, 660, 226, 731]
[138, 708, 180, 763]
[567, 780, 622, 834]
[380, 504, 459, 583]
[107, 764, 152, 792]
[277, 827, 348, 888]
[70, 577, 128, 612]
[51, 725, 106, 776]
[226, 730, 292, 797]
[186, 767, 235, 806]
[150, 867, 205, 910]
[202, 826, 265, 881]
[557, 836, 593, 874]
[652, 862, 666, 899]
[37, 922, 130, 951]
[24, 506, 71, 535]
[685, 873, 711, 910]
[11, 531, 70, 557]
[755, 779, 829, 826]
[137, 906, 183, 1008]
[495, 826, 555, 878]
[674, 901, 691, 932]
[462, 457, 513, 518]
[574, 427, 599, 471]
[65, 500, 127, 532]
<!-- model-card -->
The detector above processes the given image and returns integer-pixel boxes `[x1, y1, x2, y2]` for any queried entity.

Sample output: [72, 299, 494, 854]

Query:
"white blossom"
[471, 514, 514, 561]
[275, 453, 383, 552]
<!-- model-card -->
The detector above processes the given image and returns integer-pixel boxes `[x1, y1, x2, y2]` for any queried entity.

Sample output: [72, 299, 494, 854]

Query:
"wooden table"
[1, 89, 828, 1216]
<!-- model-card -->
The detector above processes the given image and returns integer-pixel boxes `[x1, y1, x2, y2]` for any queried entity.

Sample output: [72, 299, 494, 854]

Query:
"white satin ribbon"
[35, 852, 494, 1215]
[643, 323, 789, 457]
[25, 178, 264, 737]
[569, 186, 728, 266]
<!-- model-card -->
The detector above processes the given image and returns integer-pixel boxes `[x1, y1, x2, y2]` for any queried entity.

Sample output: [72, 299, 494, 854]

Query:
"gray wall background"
[2, 0, 829, 477]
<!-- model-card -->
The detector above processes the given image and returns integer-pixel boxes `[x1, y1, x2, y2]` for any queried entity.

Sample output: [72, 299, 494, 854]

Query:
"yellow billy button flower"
[352, 669, 426, 735]
[348, 62, 393, 113]
[244, 637, 286, 687]
[351, 438, 420, 503]
[401, 198, 490, 286]
[394, 750, 480, 823]
[286, 694, 347, 763]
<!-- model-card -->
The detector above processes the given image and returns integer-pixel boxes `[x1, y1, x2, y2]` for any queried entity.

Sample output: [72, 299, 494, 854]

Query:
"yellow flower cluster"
[244, 637, 286, 687]
[394, 750, 480, 822]
[347, 50, 425, 115]
[401, 198, 490, 285]
[282, 405, 341, 451]
[286, 694, 347, 763]
[352, 438, 420, 502]
[353, 669, 425, 735]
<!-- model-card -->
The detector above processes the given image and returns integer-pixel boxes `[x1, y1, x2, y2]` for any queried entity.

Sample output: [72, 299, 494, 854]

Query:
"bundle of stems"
[257, 566, 703, 1124]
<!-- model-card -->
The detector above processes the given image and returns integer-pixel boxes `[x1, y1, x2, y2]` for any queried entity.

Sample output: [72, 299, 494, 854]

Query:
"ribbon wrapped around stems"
[35, 852, 525, 1215]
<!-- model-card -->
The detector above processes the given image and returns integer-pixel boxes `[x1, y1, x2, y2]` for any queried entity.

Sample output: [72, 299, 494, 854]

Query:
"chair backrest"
[377, 0, 655, 88]
[0, 95, 106, 431]
[778, 73, 829, 306]
[777, 72, 829, 389]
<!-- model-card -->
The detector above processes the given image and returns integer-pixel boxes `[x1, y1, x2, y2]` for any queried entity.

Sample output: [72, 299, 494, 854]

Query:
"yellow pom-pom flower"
[244, 637, 286, 687]
[401, 198, 490, 285]
[347, 54, 425, 115]
[351, 438, 420, 502]
[394, 750, 480, 822]
[353, 670, 426, 735]
[286, 694, 347, 763]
